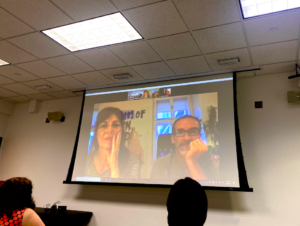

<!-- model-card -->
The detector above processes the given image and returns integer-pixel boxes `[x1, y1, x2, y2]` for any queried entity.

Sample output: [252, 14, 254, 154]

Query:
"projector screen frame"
[64, 73, 253, 192]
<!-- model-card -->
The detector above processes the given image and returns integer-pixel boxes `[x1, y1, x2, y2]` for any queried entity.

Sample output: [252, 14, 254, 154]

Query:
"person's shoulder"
[151, 154, 173, 179]
[24, 208, 35, 215]
[153, 154, 173, 167]
[23, 208, 45, 226]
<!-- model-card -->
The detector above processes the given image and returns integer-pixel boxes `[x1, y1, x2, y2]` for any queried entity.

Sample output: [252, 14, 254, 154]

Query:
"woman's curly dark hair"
[0, 177, 36, 219]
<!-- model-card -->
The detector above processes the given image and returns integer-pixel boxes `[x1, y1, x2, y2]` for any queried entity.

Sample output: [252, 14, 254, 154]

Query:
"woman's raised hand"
[128, 127, 144, 164]
[108, 132, 121, 178]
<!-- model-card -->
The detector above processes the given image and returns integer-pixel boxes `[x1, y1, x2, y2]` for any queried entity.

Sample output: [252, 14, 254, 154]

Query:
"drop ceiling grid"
[0, 63, 69, 91]
[73, 45, 146, 81]
[0, 0, 299, 103]
[233, 0, 255, 68]
[170, 0, 211, 72]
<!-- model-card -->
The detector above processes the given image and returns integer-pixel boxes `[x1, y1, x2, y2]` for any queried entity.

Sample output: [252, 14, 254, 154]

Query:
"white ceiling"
[0, 0, 299, 103]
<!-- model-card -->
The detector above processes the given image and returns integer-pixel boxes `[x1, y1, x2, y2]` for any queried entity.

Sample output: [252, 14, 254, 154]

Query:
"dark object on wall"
[255, 101, 263, 108]
[35, 207, 92, 226]
[48, 112, 64, 121]
[0, 137, 2, 148]
[46, 112, 65, 123]
[287, 91, 300, 103]
[288, 64, 300, 79]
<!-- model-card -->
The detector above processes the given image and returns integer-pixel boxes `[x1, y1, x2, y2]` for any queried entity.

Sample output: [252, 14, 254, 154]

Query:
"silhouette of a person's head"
[167, 177, 208, 226]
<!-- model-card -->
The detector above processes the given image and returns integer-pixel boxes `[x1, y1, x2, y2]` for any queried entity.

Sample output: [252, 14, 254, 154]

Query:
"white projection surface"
[72, 73, 240, 187]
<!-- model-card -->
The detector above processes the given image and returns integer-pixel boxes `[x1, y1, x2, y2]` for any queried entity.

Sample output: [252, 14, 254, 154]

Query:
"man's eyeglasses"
[174, 128, 200, 137]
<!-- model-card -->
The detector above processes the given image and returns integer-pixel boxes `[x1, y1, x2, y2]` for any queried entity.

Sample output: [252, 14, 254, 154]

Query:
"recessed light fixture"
[35, 85, 51, 91]
[0, 59, 9, 66]
[42, 12, 142, 52]
[240, 0, 300, 18]
[218, 58, 240, 66]
[113, 73, 132, 80]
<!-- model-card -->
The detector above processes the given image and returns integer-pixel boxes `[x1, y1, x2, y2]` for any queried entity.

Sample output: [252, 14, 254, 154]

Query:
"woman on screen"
[85, 107, 143, 179]
[143, 90, 150, 99]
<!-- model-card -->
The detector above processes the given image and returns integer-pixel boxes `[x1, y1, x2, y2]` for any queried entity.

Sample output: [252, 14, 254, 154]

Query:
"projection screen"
[65, 73, 252, 191]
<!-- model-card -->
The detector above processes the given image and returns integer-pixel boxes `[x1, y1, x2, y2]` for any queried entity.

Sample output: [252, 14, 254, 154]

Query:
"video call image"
[127, 88, 171, 100]
[73, 76, 240, 187]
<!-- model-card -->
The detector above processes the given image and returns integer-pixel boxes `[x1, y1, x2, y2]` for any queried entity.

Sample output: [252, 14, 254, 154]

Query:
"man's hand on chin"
[185, 139, 207, 165]
[184, 139, 208, 180]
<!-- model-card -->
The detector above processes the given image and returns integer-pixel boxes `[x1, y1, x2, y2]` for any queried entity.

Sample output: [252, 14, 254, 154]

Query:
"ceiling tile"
[22, 80, 64, 93]
[8, 32, 70, 58]
[50, 0, 118, 21]
[100, 66, 144, 83]
[0, 41, 37, 64]
[0, 65, 39, 82]
[111, 0, 164, 10]
[148, 32, 201, 60]
[0, 87, 19, 97]
[71, 71, 114, 86]
[245, 11, 300, 46]
[109, 41, 161, 65]
[26, 93, 55, 101]
[6, 96, 31, 103]
[123, 1, 188, 39]
[256, 61, 296, 76]
[46, 76, 86, 90]
[16, 60, 66, 78]
[48, 91, 77, 98]
[0, 8, 35, 39]
[173, 0, 240, 30]
[132, 61, 175, 79]
[205, 48, 251, 71]
[45, 55, 94, 74]
[193, 22, 246, 54]
[75, 48, 126, 70]
[0, 75, 15, 85]
[166, 56, 211, 75]
[1, 98, 17, 103]
[2, 83, 40, 95]
[0, 0, 73, 30]
[251, 41, 297, 65]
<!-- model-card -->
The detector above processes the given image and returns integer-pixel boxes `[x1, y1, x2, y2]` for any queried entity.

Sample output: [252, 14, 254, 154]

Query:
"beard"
[177, 140, 192, 156]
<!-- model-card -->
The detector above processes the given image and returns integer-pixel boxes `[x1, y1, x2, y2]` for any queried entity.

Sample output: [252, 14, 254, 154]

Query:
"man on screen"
[151, 115, 217, 181]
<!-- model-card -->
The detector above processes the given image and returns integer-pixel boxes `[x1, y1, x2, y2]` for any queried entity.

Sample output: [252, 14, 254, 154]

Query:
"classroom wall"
[0, 99, 14, 154]
[0, 71, 300, 226]
[0, 113, 9, 138]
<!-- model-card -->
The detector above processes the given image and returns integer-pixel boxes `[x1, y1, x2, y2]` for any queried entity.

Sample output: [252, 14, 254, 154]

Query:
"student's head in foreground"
[0, 177, 36, 218]
[167, 177, 208, 226]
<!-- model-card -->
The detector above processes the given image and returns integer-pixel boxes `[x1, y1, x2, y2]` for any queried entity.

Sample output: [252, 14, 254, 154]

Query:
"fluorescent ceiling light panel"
[240, 0, 300, 18]
[42, 13, 142, 52]
[0, 59, 9, 66]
